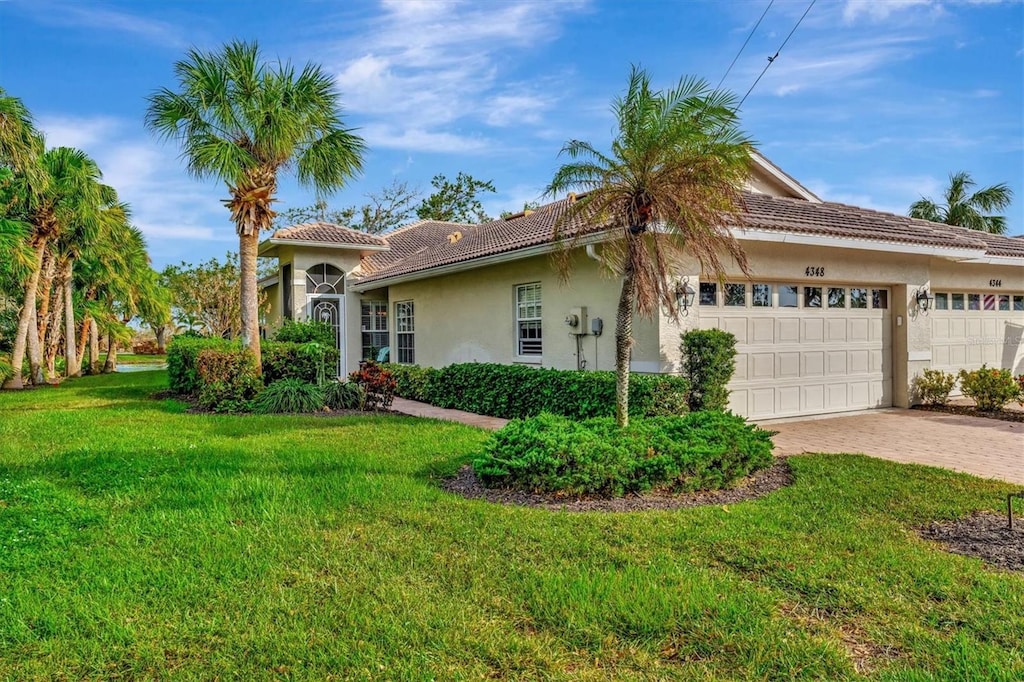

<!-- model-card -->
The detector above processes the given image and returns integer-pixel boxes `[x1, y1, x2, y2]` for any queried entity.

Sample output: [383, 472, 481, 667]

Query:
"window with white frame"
[361, 300, 388, 361]
[515, 283, 542, 357]
[395, 301, 415, 364]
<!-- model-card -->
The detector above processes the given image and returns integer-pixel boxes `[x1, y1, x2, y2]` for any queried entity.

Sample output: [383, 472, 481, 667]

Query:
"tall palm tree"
[547, 67, 754, 426]
[909, 171, 1013, 235]
[145, 40, 365, 371]
[3, 147, 107, 389]
[0, 88, 44, 178]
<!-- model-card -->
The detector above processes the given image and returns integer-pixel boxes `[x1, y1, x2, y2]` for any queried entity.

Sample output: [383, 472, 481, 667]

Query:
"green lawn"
[113, 353, 168, 365]
[0, 372, 1021, 680]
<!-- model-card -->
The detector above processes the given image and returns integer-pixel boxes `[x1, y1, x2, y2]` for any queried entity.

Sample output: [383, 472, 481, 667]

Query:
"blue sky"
[1, 0, 1021, 269]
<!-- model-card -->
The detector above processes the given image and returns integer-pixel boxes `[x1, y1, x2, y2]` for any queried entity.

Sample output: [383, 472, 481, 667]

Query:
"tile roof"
[346, 192, 1023, 286]
[269, 222, 388, 248]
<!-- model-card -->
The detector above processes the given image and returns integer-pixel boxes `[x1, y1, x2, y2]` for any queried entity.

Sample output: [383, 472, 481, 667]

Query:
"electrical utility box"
[564, 306, 588, 334]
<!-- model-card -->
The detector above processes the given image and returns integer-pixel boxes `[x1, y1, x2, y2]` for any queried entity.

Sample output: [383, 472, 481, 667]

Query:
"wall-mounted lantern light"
[675, 278, 696, 315]
[915, 287, 935, 312]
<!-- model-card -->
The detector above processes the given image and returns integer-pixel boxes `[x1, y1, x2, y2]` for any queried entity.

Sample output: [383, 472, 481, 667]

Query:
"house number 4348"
[805, 266, 825, 277]
[989, 279, 1002, 287]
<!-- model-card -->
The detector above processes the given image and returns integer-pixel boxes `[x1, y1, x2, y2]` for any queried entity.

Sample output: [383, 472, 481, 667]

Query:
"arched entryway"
[305, 263, 345, 376]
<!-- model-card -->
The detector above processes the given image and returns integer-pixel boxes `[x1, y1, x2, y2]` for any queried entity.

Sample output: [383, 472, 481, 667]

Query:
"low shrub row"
[167, 337, 339, 396]
[914, 365, 1023, 411]
[473, 411, 775, 497]
[382, 362, 690, 420]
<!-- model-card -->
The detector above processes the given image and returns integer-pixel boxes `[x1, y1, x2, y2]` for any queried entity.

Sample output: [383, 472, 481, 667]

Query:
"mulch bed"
[440, 457, 793, 512]
[918, 513, 1024, 572]
[911, 404, 1024, 424]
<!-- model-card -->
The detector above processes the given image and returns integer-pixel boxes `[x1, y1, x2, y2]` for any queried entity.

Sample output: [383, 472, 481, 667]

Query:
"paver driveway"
[766, 409, 1024, 485]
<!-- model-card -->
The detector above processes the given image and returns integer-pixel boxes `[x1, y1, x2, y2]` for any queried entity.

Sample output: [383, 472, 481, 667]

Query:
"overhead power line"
[716, 0, 775, 91]
[738, 0, 817, 109]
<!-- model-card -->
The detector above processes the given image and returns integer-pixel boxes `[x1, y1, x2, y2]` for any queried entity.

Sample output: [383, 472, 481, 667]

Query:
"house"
[258, 153, 1024, 421]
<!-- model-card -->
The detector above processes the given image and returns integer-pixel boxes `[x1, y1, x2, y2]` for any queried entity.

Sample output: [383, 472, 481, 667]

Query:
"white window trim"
[394, 300, 415, 365]
[361, 300, 389, 361]
[514, 282, 543, 362]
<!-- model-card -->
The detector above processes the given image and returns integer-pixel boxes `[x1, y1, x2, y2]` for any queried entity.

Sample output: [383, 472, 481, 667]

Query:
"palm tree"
[909, 171, 1013, 235]
[145, 40, 365, 371]
[547, 67, 754, 427]
[0, 88, 44, 178]
[3, 147, 108, 389]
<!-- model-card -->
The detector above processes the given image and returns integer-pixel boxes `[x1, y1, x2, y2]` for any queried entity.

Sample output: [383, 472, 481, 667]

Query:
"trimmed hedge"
[473, 411, 774, 497]
[167, 337, 338, 396]
[382, 362, 689, 420]
[681, 328, 737, 412]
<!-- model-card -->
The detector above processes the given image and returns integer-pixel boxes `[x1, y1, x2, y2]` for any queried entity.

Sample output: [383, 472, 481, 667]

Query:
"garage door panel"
[826, 318, 847, 342]
[827, 384, 848, 409]
[750, 388, 775, 417]
[966, 343, 983, 364]
[827, 351, 847, 376]
[950, 318, 965, 337]
[967, 318, 982, 336]
[803, 318, 823, 342]
[934, 345, 949, 366]
[778, 318, 800, 343]
[870, 348, 886, 373]
[803, 351, 825, 377]
[849, 349, 870, 374]
[849, 318, 869, 342]
[849, 381, 870, 407]
[803, 384, 825, 412]
[950, 344, 966, 365]
[751, 318, 774, 344]
[777, 386, 800, 414]
[777, 352, 800, 378]
[722, 318, 747, 343]
[751, 353, 774, 379]
[933, 319, 949, 338]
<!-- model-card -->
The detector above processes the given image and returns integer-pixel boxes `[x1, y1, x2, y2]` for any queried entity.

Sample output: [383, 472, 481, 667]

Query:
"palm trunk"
[36, 247, 57, 343]
[64, 263, 81, 377]
[44, 272, 64, 380]
[27, 304, 44, 385]
[4, 236, 47, 389]
[239, 231, 262, 373]
[614, 251, 637, 427]
[87, 318, 99, 375]
[77, 316, 90, 370]
[103, 332, 117, 373]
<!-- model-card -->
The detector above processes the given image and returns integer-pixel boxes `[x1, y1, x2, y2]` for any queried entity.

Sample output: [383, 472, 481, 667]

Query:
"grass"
[113, 353, 167, 365]
[0, 372, 1021, 680]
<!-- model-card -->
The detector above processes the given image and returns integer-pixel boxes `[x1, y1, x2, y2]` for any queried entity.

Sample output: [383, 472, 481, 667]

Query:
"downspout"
[585, 244, 600, 262]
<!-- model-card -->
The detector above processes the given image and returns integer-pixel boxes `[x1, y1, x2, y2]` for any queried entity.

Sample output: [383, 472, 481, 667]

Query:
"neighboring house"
[259, 153, 1024, 420]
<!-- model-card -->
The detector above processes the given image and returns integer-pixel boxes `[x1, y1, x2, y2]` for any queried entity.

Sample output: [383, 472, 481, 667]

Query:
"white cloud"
[37, 115, 119, 150]
[328, 0, 589, 153]
[843, 0, 935, 23]
[22, 2, 187, 48]
[358, 124, 492, 154]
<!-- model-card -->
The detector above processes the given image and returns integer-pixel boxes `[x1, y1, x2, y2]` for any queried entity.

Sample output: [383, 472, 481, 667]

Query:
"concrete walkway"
[766, 409, 1024, 485]
[391, 397, 510, 430]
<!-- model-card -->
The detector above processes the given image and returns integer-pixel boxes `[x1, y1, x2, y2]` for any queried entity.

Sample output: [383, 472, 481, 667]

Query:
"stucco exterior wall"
[379, 249, 662, 374]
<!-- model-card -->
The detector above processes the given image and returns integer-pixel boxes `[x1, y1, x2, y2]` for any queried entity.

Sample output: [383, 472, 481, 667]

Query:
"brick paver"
[765, 409, 1024, 485]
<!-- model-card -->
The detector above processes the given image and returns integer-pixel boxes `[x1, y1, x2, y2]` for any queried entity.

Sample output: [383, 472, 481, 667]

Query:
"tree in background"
[161, 255, 245, 340]
[275, 179, 421, 234]
[416, 172, 495, 223]
[909, 171, 1013, 235]
[500, 201, 541, 219]
[547, 67, 753, 426]
[146, 40, 365, 373]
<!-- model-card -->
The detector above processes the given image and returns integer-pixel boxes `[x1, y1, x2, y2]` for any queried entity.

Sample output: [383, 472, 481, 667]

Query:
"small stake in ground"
[1009, 491, 1024, 530]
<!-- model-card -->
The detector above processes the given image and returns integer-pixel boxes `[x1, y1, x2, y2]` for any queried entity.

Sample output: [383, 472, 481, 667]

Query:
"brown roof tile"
[270, 222, 388, 248]
[348, 192, 1022, 286]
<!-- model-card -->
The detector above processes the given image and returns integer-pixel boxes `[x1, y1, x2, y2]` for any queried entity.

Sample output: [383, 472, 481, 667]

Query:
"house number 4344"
[989, 279, 1002, 287]
[805, 266, 825, 277]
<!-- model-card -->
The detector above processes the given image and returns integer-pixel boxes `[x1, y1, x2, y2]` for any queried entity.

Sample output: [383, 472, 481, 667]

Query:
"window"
[982, 294, 995, 311]
[1014, 295, 1024, 312]
[951, 293, 964, 310]
[872, 289, 888, 310]
[516, 283, 542, 356]
[395, 301, 415, 364]
[968, 293, 980, 311]
[850, 288, 868, 309]
[828, 287, 846, 309]
[724, 283, 746, 307]
[998, 295, 1010, 311]
[934, 293, 948, 310]
[282, 263, 293, 320]
[699, 282, 717, 306]
[779, 285, 798, 308]
[752, 284, 772, 307]
[361, 301, 388, 361]
[804, 287, 822, 308]
[306, 263, 344, 294]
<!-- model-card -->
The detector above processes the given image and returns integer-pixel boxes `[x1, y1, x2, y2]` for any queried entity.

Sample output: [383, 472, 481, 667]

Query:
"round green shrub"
[473, 411, 774, 497]
[252, 379, 325, 414]
[273, 320, 335, 347]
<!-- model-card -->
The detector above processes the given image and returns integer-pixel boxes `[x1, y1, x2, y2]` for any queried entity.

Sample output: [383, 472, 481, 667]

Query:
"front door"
[308, 294, 345, 377]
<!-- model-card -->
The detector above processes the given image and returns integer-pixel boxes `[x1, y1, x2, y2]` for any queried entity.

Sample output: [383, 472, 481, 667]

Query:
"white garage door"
[699, 282, 892, 420]
[930, 291, 1024, 382]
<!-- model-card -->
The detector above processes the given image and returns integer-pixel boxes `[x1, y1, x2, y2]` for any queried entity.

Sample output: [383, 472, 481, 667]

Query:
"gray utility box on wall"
[565, 306, 588, 334]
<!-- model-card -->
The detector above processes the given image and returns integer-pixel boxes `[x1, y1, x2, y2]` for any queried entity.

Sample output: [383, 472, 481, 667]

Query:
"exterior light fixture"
[915, 287, 934, 312]
[675, 278, 696, 315]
